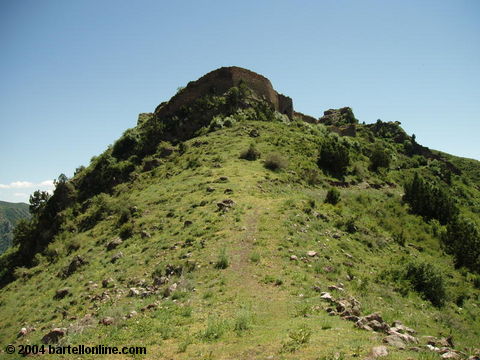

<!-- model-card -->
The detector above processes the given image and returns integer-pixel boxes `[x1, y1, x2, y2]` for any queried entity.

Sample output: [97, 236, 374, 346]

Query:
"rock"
[153, 276, 168, 286]
[218, 176, 229, 182]
[217, 199, 235, 212]
[129, 288, 140, 296]
[390, 320, 416, 335]
[224, 188, 234, 194]
[41, 328, 67, 344]
[111, 252, 123, 263]
[307, 250, 317, 257]
[290, 255, 298, 261]
[249, 129, 260, 137]
[102, 278, 114, 288]
[442, 352, 461, 359]
[383, 335, 406, 349]
[387, 329, 418, 344]
[184, 220, 193, 227]
[320, 292, 334, 302]
[107, 237, 122, 251]
[140, 230, 151, 239]
[206, 186, 215, 193]
[424, 336, 454, 348]
[18, 327, 35, 337]
[370, 346, 388, 358]
[54, 288, 70, 299]
[328, 284, 344, 292]
[100, 317, 114, 326]
[60, 255, 87, 278]
[127, 311, 138, 319]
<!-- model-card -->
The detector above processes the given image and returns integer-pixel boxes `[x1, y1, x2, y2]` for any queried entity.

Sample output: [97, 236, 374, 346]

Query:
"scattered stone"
[320, 292, 334, 302]
[41, 328, 67, 344]
[107, 237, 122, 251]
[442, 351, 461, 359]
[111, 252, 123, 263]
[218, 176, 229, 182]
[54, 288, 70, 300]
[129, 288, 140, 296]
[249, 129, 259, 137]
[184, 220, 193, 227]
[224, 188, 234, 194]
[369, 346, 388, 358]
[383, 335, 406, 349]
[390, 321, 416, 335]
[290, 255, 298, 261]
[153, 276, 169, 286]
[18, 327, 35, 337]
[323, 265, 335, 273]
[100, 317, 114, 326]
[140, 230, 151, 239]
[126, 311, 138, 319]
[206, 186, 215, 193]
[307, 250, 317, 257]
[60, 255, 87, 278]
[102, 278, 115, 288]
[328, 284, 344, 292]
[425, 336, 454, 348]
[217, 199, 235, 212]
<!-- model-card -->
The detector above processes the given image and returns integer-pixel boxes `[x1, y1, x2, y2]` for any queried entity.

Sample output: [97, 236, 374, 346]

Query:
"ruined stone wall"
[154, 66, 293, 119]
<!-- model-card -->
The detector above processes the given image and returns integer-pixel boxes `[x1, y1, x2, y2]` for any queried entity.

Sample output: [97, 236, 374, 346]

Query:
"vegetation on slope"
[0, 201, 30, 254]
[1, 81, 480, 360]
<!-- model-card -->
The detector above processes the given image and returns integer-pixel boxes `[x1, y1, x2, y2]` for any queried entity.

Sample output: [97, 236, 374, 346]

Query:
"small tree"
[240, 144, 261, 161]
[317, 137, 350, 176]
[325, 188, 340, 205]
[442, 216, 480, 273]
[264, 153, 288, 171]
[369, 144, 391, 171]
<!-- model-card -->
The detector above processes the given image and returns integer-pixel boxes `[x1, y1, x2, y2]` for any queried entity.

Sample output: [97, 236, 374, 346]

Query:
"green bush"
[325, 188, 340, 205]
[317, 137, 350, 176]
[405, 261, 447, 307]
[442, 216, 480, 273]
[215, 248, 229, 269]
[403, 173, 458, 224]
[119, 222, 134, 239]
[264, 152, 288, 171]
[369, 144, 391, 171]
[240, 144, 261, 161]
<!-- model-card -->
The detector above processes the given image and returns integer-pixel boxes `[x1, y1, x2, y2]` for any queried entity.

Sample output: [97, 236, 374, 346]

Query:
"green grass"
[0, 116, 479, 360]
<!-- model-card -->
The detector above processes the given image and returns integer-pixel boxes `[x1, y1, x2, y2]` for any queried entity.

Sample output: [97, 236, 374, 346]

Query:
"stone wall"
[154, 66, 293, 119]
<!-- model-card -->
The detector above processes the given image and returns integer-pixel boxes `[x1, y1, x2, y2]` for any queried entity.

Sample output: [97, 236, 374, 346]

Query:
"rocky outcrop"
[154, 66, 293, 119]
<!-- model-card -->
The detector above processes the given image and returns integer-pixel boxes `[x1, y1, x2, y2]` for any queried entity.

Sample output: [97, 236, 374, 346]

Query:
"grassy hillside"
[0, 201, 29, 254]
[0, 73, 479, 360]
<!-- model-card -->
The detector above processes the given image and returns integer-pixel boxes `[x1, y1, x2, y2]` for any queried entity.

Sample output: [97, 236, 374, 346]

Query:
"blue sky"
[1, 0, 479, 203]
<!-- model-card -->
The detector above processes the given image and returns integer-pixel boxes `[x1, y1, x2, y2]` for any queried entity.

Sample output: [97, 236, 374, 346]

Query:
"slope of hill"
[0, 67, 479, 360]
[0, 201, 30, 254]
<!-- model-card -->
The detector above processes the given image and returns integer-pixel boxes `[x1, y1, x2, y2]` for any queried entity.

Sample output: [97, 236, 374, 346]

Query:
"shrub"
[200, 317, 228, 341]
[264, 152, 288, 171]
[281, 325, 312, 353]
[403, 173, 458, 224]
[239, 144, 261, 161]
[369, 144, 391, 171]
[405, 261, 447, 307]
[233, 310, 251, 334]
[215, 248, 229, 269]
[442, 216, 480, 273]
[325, 188, 340, 205]
[119, 223, 134, 239]
[317, 137, 350, 176]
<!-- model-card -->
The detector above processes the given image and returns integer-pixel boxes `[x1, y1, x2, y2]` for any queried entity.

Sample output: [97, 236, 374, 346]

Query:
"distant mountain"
[0, 200, 30, 253]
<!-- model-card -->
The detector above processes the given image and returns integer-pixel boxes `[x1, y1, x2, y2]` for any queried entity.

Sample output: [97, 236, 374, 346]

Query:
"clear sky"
[1, 0, 479, 203]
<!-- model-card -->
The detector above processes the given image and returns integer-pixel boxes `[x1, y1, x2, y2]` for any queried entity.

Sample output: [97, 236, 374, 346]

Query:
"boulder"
[369, 346, 388, 358]
[390, 320, 416, 335]
[320, 292, 334, 302]
[383, 334, 406, 349]
[111, 252, 124, 263]
[100, 317, 114, 326]
[290, 255, 298, 261]
[41, 328, 67, 344]
[441, 351, 461, 359]
[60, 255, 87, 278]
[54, 288, 70, 300]
[128, 288, 140, 296]
[307, 250, 317, 257]
[217, 199, 235, 212]
[106, 237, 122, 251]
